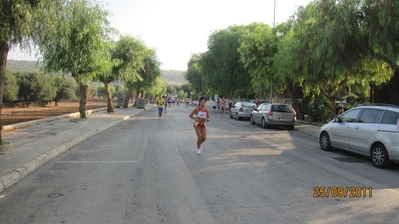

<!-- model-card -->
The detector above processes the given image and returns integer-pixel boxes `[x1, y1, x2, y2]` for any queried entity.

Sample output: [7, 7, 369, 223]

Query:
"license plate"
[278, 118, 289, 121]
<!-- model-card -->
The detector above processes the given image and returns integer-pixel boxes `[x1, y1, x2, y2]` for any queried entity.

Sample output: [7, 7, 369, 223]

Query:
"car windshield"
[242, 102, 256, 107]
[272, 105, 293, 112]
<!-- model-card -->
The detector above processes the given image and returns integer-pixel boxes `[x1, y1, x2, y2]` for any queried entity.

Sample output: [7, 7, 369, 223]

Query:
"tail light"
[268, 107, 273, 116]
[293, 108, 297, 118]
[239, 108, 243, 112]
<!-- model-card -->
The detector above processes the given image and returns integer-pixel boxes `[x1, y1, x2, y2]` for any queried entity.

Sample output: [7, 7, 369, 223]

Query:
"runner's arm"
[189, 108, 199, 121]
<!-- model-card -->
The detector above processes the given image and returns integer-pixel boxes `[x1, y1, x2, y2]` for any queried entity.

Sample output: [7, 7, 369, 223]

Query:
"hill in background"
[7, 59, 43, 73]
[6, 60, 187, 85]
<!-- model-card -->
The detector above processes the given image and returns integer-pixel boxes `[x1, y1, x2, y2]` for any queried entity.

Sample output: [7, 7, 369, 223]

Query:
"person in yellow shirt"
[156, 95, 166, 119]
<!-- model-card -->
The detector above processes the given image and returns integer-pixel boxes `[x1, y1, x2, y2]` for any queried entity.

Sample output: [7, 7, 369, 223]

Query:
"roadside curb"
[294, 120, 324, 138]
[0, 107, 147, 193]
[296, 119, 325, 126]
[1, 107, 107, 132]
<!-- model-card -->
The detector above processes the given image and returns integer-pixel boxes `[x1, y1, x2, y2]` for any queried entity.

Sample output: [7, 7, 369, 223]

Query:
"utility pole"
[270, 0, 276, 103]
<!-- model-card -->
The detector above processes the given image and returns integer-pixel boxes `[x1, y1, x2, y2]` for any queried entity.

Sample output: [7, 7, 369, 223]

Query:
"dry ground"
[1, 99, 112, 126]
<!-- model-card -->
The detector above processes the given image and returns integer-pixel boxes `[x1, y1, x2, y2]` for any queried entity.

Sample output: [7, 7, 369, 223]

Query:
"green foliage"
[144, 76, 166, 99]
[37, 0, 114, 81]
[4, 71, 19, 101]
[184, 54, 205, 96]
[199, 25, 255, 97]
[177, 90, 187, 100]
[166, 85, 177, 95]
[287, 0, 392, 118]
[113, 35, 148, 83]
[238, 23, 276, 90]
[300, 93, 331, 123]
[97, 84, 115, 98]
[136, 48, 162, 94]
[0, 0, 45, 47]
[361, 0, 399, 69]
[178, 83, 192, 95]
[53, 76, 77, 102]
[15, 72, 57, 103]
[35, 0, 115, 118]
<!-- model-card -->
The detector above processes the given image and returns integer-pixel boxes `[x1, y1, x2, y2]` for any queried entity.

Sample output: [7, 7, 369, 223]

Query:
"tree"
[361, 0, 399, 70]
[145, 76, 167, 99]
[36, 0, 113, 118]
[16, 72, 57, 106]
[97, 84, 116, 99]
[184, 54, 205, 96]
[238, 22, 281, 103]
[289, 0, 391, 119]
[199, 25, 259, 98]
[53, 76, 77, 105]
[0, 0, 48, 143]
[135, 49, 162, 100]
[95, 40, 117, 112]
[4, 71, 19, 101]
[111, 35, 149, 108]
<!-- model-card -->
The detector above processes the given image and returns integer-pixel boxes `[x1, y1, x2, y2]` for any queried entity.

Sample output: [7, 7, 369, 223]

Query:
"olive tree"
[36, 0, 113, 118]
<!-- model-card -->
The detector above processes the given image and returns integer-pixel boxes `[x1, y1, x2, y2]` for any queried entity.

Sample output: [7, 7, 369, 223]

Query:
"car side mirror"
[335, 117, 342, 123]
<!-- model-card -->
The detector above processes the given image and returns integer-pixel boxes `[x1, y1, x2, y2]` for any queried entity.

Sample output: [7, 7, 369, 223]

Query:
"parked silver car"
[230, 102, 256, 120]
[250, 103, 296, 129]
[318, 104, 399, 168]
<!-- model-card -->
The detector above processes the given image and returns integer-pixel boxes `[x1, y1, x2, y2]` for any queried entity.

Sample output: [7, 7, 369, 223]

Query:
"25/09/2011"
[313, 186, 372, 198]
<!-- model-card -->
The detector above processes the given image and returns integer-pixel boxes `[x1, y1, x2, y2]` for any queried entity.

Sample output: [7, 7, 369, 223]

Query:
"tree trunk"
[104, 81, 114, 113]
[79, 80, 88, 119]
[286, 82, 302, 119]
[123, 84, 134, 108]
[330, 96, 337, 119]
[0, 41, 9, 144]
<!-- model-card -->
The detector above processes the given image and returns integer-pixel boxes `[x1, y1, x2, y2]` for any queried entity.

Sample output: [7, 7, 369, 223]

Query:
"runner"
[168, 97, 172, 107]
[220, 98, 226, 116]
[185, 97, 190, 108]
[212, 100, 217, 113]
[163, 96, 167, 113]
[156, 95, 165, 119]
[189, 96, 210, 155]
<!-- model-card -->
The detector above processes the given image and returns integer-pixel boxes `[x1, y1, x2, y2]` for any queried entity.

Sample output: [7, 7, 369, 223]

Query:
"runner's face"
[200, 99, 206, 106]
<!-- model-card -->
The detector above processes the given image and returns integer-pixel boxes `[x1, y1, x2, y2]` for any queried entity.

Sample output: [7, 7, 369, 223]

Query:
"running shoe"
[197, 148, 201, 155]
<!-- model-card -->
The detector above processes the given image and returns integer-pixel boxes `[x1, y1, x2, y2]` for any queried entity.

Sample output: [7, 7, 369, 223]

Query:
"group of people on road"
[212, 98, 228, 115]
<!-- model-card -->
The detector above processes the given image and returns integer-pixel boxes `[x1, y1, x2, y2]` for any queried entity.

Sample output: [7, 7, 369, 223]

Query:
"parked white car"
[230, 102, 256, 120]
[251, 103, 296, 130]
[318, 104, 399, 168]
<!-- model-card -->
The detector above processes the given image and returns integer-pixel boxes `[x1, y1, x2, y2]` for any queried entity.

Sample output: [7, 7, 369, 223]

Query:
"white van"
[318, 104, 399, 168]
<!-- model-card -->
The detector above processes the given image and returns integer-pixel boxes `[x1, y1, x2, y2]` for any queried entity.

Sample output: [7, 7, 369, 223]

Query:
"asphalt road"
[1, 105, 399, 224]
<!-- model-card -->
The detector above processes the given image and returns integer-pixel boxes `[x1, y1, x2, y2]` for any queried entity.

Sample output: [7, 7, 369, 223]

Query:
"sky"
[8, 0, 313, 71]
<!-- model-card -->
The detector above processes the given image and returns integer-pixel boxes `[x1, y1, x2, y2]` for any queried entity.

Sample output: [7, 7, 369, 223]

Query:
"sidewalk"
[0, 106, 148, 193]
[294, 120, 323, 138]
[0, 106, 323, 193]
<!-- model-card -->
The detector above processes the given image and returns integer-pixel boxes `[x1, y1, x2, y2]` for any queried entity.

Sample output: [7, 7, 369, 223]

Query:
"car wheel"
[236, 113, 240, 120]
[261, 118, 268, 129]
[250, 116, 255, 125]
[319, 132, 332, 151]
[371, 143, 391, 168]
